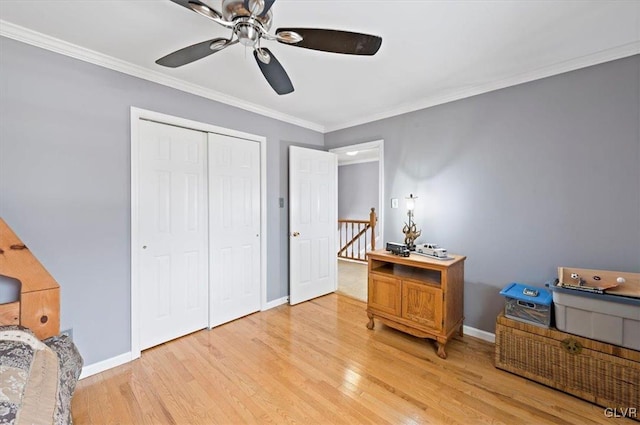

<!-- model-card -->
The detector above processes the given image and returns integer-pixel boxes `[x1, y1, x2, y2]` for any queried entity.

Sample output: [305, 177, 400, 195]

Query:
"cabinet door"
[402, 281, 442, 331]
[368, 273, 402, 316]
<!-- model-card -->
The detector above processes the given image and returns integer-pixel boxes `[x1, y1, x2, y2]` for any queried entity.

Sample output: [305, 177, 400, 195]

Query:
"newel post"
[369, 207, 377, 251]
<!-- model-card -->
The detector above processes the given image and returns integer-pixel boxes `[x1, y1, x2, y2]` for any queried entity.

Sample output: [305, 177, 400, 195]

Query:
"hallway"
[336, 259, 367, 302]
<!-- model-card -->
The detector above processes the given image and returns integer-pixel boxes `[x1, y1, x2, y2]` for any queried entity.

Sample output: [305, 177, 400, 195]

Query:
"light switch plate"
[391, 198, 399, 208]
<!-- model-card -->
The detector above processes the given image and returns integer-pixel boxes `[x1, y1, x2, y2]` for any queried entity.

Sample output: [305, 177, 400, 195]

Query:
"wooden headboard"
[0, 218, 60, 339]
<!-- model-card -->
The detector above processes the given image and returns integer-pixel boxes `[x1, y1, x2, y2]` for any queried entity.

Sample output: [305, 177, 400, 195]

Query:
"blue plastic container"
[499, 283, 553, 327]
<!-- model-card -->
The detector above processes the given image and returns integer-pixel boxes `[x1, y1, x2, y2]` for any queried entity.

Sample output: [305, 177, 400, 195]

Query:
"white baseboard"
[79, 351, 133, 380]
[81, 298, 290, 380]
[263, 296, 289, 310]
[463, 325, 495, 343]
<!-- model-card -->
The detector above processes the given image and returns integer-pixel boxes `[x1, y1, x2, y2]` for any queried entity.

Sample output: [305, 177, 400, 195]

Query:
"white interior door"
[289, 146, 337, 305]
[138, 120, 208, 350]
[209, 133, 261, 327]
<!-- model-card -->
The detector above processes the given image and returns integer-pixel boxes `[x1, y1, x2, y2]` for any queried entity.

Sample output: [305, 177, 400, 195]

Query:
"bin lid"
[499, 283, 552, 305]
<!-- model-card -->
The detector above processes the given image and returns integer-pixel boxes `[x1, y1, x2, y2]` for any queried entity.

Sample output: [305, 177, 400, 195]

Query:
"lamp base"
[402, 220, 421, 252]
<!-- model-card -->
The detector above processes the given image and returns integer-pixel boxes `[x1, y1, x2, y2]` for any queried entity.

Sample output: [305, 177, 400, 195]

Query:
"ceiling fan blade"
[253, 48, 294, 95]
[243, 0, 276, 17]
[156, 38, 233, 68]
[275, 28, 382, 55]
[260, 0, 276, 16]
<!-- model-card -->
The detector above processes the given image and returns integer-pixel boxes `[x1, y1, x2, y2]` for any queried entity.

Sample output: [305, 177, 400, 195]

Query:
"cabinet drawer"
[402, 281, 442, 330]
[368, 273, 402, 316]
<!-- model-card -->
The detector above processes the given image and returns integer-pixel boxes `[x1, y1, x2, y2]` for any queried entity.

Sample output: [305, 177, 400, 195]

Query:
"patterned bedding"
[0, 326, 83, 425]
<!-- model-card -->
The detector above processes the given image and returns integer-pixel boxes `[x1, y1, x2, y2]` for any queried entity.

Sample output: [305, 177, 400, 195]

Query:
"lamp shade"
[406, 194, 416, 211]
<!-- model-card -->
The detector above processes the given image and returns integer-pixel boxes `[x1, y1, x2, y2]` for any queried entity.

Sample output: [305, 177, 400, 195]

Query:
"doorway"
[329, 140, 384, 302]
[130, 107, 267, 359]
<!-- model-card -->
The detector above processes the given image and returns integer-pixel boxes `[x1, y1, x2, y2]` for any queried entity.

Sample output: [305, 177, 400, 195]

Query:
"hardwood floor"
[73, 294, 632, 424]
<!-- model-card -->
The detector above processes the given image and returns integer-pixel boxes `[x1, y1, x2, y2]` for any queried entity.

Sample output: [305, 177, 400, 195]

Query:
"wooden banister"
[369, 207, 376, 251]
[338, 208, 377, 262]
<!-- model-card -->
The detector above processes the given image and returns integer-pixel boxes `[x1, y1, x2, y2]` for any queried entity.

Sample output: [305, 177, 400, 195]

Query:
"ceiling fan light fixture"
[276, 30, 303, 44]
[235, 21, 261, 47]
[188, 2, 222, 21]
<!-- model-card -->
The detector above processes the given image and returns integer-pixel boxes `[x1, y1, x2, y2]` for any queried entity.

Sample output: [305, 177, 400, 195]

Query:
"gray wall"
[0, 37, 323, 365]
[338, 161, 379, 219]
[1, 34, 638, 365]
[326, 55, 640, 333]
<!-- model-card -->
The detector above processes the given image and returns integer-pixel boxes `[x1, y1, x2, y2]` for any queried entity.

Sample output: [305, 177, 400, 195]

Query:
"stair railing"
[337, 208, 377, 262]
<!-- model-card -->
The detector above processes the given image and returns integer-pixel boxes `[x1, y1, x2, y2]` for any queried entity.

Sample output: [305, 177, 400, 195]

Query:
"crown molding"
[0, 20, 325, 133]
[2, 20, 638, 135]
[326, 41, 640, 132]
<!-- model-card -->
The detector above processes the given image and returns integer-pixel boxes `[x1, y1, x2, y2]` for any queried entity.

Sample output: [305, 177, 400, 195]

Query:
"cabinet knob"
[292, 232, 300, 237]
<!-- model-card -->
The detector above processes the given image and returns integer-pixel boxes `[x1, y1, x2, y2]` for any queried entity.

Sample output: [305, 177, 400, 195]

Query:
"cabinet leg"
[458, 323, 464, 337]
[436, 341, 447, 359]
[366, 313, 375, 330]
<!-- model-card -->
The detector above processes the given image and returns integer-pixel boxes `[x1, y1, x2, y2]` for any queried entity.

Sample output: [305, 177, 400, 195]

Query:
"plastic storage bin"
[499, 283, 552, 328]
[550, 285, 640, 350]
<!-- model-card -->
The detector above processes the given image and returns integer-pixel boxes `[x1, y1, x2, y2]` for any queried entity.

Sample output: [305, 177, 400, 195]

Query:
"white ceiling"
[1, 1, 639, 132]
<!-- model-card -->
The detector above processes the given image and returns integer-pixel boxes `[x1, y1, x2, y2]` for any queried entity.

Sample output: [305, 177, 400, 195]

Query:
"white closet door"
[138, 120, 208, 350]
[208, 133, 261, 327]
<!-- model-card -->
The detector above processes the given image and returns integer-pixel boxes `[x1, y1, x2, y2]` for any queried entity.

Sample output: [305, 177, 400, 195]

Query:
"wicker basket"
[495, 313, 639, 414]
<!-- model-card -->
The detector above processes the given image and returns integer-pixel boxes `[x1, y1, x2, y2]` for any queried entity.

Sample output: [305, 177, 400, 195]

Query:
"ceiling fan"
[157, 0, 382, 95]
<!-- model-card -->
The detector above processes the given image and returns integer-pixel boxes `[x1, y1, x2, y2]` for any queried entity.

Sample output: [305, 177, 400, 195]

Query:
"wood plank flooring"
[72, 294, 634, 424]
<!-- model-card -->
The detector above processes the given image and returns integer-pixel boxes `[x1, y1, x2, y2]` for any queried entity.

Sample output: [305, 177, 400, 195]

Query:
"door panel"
[402, 281, 443, 330]
[209, 134, 261, 327]
[289, 146, 337, 305]
[368, 274, 402, 316]
[139, 120, 208, 350]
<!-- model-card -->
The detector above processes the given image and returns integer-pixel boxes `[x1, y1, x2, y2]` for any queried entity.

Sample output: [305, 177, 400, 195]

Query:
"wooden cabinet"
[366, 249, 466, 359]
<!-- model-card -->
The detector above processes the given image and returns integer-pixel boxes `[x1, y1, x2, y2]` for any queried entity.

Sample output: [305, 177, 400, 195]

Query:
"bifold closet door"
[208, 133, 261, 328]
[138, 120, 209, 350]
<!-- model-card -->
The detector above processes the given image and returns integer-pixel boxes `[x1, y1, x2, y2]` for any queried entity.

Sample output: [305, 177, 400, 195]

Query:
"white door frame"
[329, 139, 385, 248]
[130, 107, 267, 360]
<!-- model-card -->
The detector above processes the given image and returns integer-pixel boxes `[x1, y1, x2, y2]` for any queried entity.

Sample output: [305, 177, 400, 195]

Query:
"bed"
[0, 326, 82, 425]
[0, 218, 83, 425]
